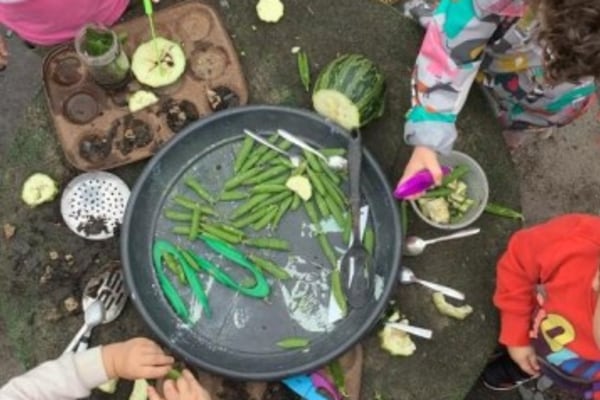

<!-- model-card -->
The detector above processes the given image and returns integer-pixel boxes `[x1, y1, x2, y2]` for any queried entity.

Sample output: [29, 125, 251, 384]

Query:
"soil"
[207, 86, 240, 111]
[51, 57, 82, 86]
[79, 131, 113, 163]
[161, 98, 200, 132]
[111, 115, 153, 155]
[217, 379, 250, 400]
[262, 383, 302, 400]
[76, 215, 109, 236]
[190, 42, 229, 81]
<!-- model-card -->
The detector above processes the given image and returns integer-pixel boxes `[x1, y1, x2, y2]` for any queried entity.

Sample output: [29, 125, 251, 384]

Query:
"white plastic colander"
[60, 171, 130, 240]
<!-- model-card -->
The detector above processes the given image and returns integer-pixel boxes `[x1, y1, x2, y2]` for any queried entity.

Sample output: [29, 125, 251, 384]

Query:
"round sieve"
[60, 171, 130, 240]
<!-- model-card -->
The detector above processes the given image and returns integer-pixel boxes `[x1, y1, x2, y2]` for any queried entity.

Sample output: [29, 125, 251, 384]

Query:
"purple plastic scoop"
[393, 165, 452, 199]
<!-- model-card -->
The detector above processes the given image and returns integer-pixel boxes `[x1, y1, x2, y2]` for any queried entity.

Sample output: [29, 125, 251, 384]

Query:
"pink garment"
[0, 0, 129, 45]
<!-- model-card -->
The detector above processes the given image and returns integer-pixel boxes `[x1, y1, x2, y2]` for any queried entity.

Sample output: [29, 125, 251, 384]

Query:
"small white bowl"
[410, 150, 489, 230]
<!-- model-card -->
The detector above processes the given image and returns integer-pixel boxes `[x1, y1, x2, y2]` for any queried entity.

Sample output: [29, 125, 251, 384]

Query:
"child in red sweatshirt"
[483, 214, 600, 398]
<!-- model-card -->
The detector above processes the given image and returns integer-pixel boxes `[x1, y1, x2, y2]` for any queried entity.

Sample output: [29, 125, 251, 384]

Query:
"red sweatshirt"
[494, 214, 600, 394]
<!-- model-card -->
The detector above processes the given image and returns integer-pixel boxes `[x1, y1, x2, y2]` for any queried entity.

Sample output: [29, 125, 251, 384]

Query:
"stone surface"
[1, 1, 596, 400]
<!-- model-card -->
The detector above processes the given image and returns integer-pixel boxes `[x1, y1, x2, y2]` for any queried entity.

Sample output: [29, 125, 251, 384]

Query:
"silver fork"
[73, 268, 128, 352]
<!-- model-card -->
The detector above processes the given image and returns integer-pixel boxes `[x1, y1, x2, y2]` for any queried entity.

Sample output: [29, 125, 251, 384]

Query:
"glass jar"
[74, 24, 130, 88]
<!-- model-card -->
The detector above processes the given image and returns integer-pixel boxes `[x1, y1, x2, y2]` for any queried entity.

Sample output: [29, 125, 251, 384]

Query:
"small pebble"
[63, 296, 79, 313]
[3, 223, 15, 239]
[49, 250, 59, 260]
[291, 46, 301, 54]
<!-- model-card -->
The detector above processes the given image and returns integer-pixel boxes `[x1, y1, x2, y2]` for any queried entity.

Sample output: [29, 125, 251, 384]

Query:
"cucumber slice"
[312, 89, 360, 131]
[21, 173, 59, 207]
[256, 0, 285, 23]
[131, 37, 186, 88]
[128, 90, 159, 113]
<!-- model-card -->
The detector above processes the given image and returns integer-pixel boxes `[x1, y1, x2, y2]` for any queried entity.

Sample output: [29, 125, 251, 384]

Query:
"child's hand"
[398, 146, 443, 198]
[148, 370, 211, 400]
[0, 36, 8, 70]
[507, 345, 540, 376]
[102, 337, 174, 380]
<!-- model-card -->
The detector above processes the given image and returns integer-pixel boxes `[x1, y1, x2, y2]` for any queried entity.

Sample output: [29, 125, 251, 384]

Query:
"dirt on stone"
[262, 383, 301, 400]
[79, 132, 113, 163]
[112, 115, 153, 155]
[76, 215, 109, 236]
[161, 98, 199, 133]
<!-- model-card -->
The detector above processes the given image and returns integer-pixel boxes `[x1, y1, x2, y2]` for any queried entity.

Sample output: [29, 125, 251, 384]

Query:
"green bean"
[230, 193, 270, 220]
[314, 193, 330, 219]
[219, 190, 249, 201]
[234, 136, 255, 173]
[223, 166, 263, 190]
[173, 196, 217, 216]
[231, 205, 275, 229]
[246, 165, 289, 185]
[165, 368, 183, 380]
[422, 187, 453, 198]
[276, 337, 310, 349]
[297, 50, 310, 92]
[179, 250, 202, 272]
[320, 174, 347, 210]
[201, 224, 243, 244]
[321, 148, 346, 157]
[216, 223, 246, 238]
[401, 200, 408, 238]
[293, 161, 308, 175]
[441, 164, 469, 187]
[239, 134, 278, 173]
[172, 225, 192, 236]
[317, 233, 337, 269]
[271, 157, 295, 169]
[244, 237, 290, 251]
[290, 194, 302, 211]
[164, 252, 186, 284]
[342, 214, 351, 245]
[252, 205, 279, 231]
[327, 360, 348, 398]
[306, 168, 326, 196]
[257, 190, 293, 210]
[331, 269, 347, 316]
[304, 200, 321, 227]
[319, 160, 341, 185]
[251, 184, 288, 194]
[256, 139, 293, 166]
[304, 150, 322, 172]
[188, 206, 201, 240]
[272, 196, 293, 229]
[364, 227, 375, 255]
[324, 196, 346, 229]
[184, 177, 215, 204]
[248, 254, 290, 280]
[485, 203, 525, 221]
[164, 209, 193, 222]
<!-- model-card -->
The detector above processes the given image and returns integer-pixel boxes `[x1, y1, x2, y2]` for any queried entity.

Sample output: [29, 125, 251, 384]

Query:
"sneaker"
[482, 352, 537, 391]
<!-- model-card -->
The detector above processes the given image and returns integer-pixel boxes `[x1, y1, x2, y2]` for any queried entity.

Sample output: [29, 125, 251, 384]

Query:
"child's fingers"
[142, 353, 175, 366]
[148, 386, 165, 400]
[182, 369, 210, 399]
[176, 371, 191, 396]
[141, 365, 174, 379]
[528, 354, 541, 373]
[163, 379, 179, 400]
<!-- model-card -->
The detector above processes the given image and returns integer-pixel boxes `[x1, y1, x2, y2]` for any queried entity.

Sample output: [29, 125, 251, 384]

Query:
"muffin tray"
[42, 0, 248, 171]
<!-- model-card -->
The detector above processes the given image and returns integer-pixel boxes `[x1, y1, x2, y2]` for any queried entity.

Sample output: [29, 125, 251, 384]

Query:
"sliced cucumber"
[312, 89, 360, 131]
[256, 0, 285, 23]
[131, 37, 186, 88]
[21, 173, 59, 207]
[128, 90, 158, 113]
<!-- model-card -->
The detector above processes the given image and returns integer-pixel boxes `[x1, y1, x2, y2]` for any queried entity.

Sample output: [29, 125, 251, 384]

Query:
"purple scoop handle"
[310, 372, 343, 400]
[394, 165, 452, 199]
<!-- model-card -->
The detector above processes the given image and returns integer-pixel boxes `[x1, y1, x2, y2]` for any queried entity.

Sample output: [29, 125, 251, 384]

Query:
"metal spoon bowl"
[399, 267, 465, 300]
[63, 299, 105, 353]
[404, 227, 481, 256]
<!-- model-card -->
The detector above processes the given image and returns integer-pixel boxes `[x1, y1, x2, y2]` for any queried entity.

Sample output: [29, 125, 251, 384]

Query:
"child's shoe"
[482, 352, 537, 391]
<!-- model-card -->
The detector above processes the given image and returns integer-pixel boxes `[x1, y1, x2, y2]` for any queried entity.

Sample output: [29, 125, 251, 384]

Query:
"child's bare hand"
[102, 337, 174, 380]
[0, 36, 8, 70]
[397, 146, 442, 198]
[148, 370, 211, 400]
[507, 345, 540, 376]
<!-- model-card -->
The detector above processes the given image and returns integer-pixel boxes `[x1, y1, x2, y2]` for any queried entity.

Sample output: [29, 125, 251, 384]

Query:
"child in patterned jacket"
[398, 0, 600, 188]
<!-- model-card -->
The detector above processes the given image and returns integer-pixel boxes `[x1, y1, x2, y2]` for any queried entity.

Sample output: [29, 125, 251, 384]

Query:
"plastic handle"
[143, 0, 153, 15]
[393, 165, 452, 199]
[415, 278, 465, 301]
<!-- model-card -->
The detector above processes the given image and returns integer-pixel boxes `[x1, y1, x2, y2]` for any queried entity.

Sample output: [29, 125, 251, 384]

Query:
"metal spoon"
[399, 267, 465, 300]
[276, 129, 348, 170]
[340, 129, 373, 308]
[404, 227, 481, 256]
[243, 129, 301, 167]
[63, 299, 105, 353]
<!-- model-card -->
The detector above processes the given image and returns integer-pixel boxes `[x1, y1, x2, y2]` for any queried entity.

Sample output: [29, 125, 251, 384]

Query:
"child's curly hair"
[537, 0, 600, 83]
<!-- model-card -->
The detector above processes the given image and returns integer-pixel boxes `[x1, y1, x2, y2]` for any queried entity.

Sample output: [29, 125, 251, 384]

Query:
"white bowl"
[410, 150, 489, 230]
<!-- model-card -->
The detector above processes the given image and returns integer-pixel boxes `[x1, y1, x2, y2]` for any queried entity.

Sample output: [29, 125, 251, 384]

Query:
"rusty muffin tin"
[42, 0, 248, 171]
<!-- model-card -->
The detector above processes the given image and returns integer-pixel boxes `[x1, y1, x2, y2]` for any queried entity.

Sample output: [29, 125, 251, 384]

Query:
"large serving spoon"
[63, 299, 105, 353]
[403, 227, 480, 256]
[339, 129, 373, 308]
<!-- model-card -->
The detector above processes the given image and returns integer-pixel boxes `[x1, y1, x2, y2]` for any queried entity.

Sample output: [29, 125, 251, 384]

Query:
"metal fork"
[73, 268, 128, 352]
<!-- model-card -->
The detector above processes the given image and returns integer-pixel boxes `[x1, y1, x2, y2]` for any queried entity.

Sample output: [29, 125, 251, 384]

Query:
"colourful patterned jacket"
[405, 0, 596, 153]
